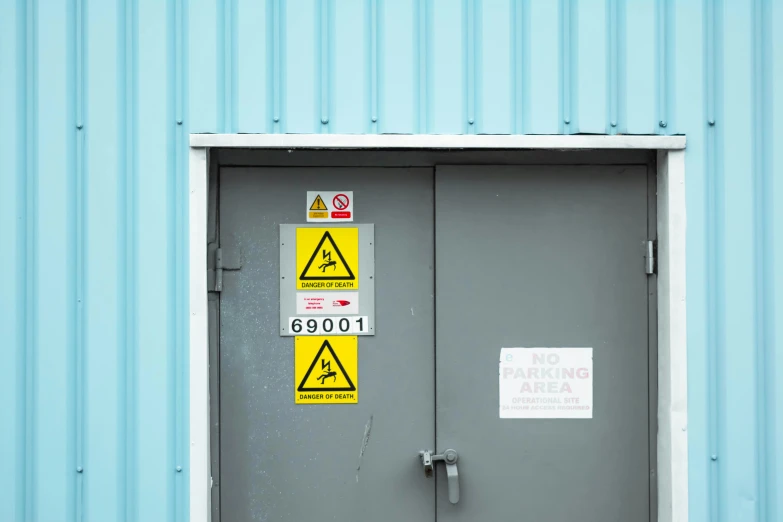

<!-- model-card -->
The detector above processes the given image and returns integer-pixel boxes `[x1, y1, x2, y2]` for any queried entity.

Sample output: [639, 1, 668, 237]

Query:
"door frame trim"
[188, 135, 688, 522]
[190, 133, 685, 150]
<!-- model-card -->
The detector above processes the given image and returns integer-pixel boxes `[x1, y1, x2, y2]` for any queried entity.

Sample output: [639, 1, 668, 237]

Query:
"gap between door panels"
[432, 167, 439, 522]
[646, 161, 659, 522]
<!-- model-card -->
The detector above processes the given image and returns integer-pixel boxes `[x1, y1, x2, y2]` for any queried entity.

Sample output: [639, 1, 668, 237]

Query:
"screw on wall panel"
[564, 119, 570, 124]
[321, 118, 329, 124]
[76, 123, 83, 130]
[76, 467, 83, 473]
[176, 466, 183, 472]
[610, 121, 617, 127]
[177, 120, 183, 125]
[710, 455, 718, 461]
[659, 120, 667, 128]
[371, 117, 377, 123]
[468, 119, 474, 125]
[708, 120, 715, 126]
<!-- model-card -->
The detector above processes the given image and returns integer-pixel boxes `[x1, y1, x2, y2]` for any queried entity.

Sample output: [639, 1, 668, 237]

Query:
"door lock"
[418, 449, 460, 504]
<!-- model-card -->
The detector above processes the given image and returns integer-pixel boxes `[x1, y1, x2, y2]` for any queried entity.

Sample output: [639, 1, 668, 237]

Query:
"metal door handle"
[418, 449, 460, 504]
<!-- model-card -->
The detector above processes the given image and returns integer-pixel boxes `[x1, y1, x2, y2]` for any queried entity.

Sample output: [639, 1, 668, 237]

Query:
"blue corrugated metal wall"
[1, 1, 782, 521]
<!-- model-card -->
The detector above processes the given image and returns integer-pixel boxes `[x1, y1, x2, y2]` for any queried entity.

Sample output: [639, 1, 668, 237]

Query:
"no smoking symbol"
[333, 193, 350, 210]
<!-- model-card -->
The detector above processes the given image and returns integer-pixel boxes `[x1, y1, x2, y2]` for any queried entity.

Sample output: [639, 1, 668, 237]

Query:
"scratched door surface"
[434, 165, 653, 522]
[218, 167, 436, 522]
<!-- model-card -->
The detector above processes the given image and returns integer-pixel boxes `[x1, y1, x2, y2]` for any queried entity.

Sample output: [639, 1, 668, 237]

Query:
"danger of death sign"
[296, 228, 359, 290]
[295, 336, 358, 404]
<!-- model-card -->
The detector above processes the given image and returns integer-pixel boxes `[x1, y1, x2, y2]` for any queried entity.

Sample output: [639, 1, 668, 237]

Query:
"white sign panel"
[288, 316, 369, 335]
[307, 191, 354, 222]
[499, 347, 593, 419]
[296, 292, 359, 315]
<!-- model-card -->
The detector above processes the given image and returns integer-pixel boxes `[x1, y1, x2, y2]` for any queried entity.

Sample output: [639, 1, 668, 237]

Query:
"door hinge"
[209, 246, 242, 292]
[645, 240, 657, 275]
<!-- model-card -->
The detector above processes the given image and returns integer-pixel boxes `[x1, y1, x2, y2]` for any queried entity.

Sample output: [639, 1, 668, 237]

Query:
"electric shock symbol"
[317, 360, 338, 384]
[297, 339, 356, 392]
[299, 231, 356, 281]
[318, 249, 337, 272]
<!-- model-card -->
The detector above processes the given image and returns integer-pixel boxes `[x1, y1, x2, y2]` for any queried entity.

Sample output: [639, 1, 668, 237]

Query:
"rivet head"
[610, 121, 617, 127]
[176, 466, 183, 472]
[76, 123, 83, 130]
[659, 120, 668, 128]
[76, 467, 83, 473]
[371, 117, 377, 123]
[321, 118, 329, 124]
[468, 119, 474, 125]
[711, 455, 718, 461]
[708, 120, 715, 126]
[177, 120, 183, 125]
[564, 118, 570, 125]
[273, 116, 280, 123]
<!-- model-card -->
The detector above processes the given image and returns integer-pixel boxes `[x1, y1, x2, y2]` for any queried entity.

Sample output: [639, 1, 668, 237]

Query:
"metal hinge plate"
[210, 246, 242, 292]
[645, 240, 656, 275]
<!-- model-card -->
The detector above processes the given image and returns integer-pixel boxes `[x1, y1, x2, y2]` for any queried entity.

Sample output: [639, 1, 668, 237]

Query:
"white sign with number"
[288, 316, 369, 335]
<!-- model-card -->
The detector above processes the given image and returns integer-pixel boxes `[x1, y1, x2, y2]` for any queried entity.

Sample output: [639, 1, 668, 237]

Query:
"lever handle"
[418, 449, 460, 504]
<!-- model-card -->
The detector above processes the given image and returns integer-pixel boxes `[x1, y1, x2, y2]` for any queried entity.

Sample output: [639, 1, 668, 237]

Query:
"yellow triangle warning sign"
[297, 228, 358, 289]
[295, 337, 358, 404]
[309, 194, 328, 211]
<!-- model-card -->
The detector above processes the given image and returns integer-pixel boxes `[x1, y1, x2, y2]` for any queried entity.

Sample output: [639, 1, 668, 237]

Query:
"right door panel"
[435, 165, 652, 521]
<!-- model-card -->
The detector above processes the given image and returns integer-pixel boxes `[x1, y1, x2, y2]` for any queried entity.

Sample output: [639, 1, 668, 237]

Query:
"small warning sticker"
[297, 228, 358, 290]
[309, 194, 328, 211]
[306, 191, 354, 222]
[295, 336, 357, 404]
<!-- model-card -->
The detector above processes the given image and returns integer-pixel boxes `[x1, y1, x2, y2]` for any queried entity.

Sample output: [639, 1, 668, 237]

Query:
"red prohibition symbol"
[333, 193, 350, 210]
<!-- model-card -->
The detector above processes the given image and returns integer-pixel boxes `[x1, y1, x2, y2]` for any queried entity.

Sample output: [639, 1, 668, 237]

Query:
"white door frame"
[188, 134, 688, 522]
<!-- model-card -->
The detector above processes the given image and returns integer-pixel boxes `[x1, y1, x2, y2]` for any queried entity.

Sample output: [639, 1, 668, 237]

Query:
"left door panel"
[217, 167, 436, 522]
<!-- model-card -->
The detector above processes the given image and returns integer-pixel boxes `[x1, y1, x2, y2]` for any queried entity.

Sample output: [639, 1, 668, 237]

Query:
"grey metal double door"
[217, 164, 654, 522]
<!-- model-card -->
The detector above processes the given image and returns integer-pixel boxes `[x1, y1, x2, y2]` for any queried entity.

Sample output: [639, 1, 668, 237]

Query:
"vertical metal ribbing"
[119, 0, 138, 519]
[73, 0, 86, 518]
[175, 0, 183, 126]
[23, 0, 39, 518]
[416, 0, 427, 133]
[752, 1, 773, 520]
[272, 0, 281, 128]
[369, 0, 378, 130]
[173, 0, 186, 519]
[655, 0, 669, 132]
[607, 0, 618, 133]
[512, 0, 526, 134]
[704, 1, 722, 520]
[560, 0, 572, 132]
[465, 0, 475, 132]
[320, 0, 330, 129]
